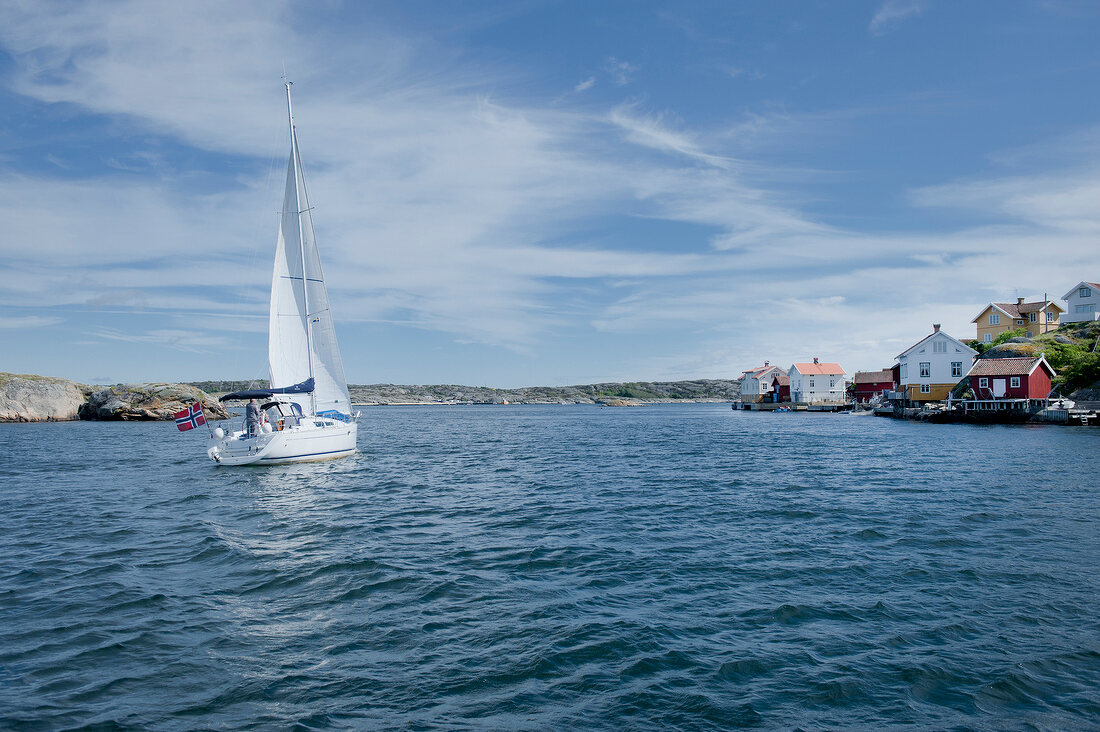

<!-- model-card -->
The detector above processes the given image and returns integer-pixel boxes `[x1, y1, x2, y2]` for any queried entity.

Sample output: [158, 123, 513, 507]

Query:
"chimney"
[933, 323, 940, 332]
[1017, 297, 1025, 305]
[813, 357, 819, 364]
[764, 360, 769, 367]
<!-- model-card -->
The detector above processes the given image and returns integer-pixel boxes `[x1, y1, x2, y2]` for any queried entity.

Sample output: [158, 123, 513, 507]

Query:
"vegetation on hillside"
[964, 328, 1027, 355]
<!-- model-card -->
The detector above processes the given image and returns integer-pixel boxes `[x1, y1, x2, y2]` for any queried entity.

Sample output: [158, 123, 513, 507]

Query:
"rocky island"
[1, 374, 228, 423]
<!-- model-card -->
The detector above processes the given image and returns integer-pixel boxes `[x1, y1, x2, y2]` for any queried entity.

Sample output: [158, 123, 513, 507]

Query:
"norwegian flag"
[174, 403, 206, 432]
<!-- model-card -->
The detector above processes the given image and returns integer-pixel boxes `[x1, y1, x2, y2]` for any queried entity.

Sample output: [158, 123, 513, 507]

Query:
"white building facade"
[1062, 281, 1100, 323]
[896, 324, 978, 402]
[739, 363, 783, 402]
[788, 359, 847, 403]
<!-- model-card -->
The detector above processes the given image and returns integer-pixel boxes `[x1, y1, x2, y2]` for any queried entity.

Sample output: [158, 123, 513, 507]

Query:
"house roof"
[896, 328, 977, 360]
[972, 300, 1064, 322]
[742, 364, 780, 380]
[854, 369, 894, 384]
[966, 356, 1055, 378]
[1062, 281, 1100, 300]
[741, 364, 767, 376]
[770, 373, 790, 386]
[791, 362, 844, 375]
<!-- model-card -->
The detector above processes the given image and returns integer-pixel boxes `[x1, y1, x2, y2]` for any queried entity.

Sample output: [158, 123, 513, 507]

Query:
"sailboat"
[207, 82, 357, 465]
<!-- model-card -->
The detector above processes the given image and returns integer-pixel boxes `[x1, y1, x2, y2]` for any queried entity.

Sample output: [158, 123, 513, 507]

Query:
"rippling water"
[2, 405, 1099, 729]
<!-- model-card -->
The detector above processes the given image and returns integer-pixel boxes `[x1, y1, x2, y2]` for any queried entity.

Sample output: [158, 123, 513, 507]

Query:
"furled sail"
[268, 97, 352, 418]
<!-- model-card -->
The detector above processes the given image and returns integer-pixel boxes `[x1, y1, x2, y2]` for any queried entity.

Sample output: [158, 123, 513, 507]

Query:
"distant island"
[187, 379, 742, 406]
[0, 377, 741, 422]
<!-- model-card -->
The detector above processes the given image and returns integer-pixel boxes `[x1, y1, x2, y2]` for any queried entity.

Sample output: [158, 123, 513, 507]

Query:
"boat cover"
[219, 378, 315, 402]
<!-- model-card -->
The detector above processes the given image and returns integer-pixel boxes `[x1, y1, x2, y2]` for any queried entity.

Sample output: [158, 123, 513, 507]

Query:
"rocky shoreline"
[0, 373, 228, 423]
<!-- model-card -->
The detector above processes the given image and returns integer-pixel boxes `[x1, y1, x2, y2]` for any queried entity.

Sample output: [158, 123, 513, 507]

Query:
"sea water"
[1, 405, 1098, 729]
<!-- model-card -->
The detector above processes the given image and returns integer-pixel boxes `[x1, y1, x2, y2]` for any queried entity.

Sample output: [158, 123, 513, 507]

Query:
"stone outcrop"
[982, 342, 1040, 359]
[78, 383, 229, 421]
[0, 373, 90, 422]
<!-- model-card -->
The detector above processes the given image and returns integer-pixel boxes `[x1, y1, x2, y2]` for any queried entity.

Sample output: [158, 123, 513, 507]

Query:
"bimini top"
[219, 377, 315, 402]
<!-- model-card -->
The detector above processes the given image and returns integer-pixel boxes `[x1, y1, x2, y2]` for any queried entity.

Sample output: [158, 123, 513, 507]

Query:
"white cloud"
[870, 0, 927, 35]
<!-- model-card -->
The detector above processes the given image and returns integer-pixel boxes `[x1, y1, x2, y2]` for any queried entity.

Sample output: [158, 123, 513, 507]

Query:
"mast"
[285, 80, 317, 415]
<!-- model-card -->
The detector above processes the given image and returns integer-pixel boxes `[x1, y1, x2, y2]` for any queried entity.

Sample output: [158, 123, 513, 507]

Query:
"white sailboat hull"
[208, 420, 357, 466]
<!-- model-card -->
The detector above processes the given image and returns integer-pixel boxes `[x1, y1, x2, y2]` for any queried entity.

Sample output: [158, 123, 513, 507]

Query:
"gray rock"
[79, 383, 229, 421]
[0, 373, 89, 422]
[1054, 335, 1075, 344]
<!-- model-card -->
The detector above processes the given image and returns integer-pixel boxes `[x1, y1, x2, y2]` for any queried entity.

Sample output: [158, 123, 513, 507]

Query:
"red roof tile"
[967, 356, 1053, 377]
[854, 369, 893, 384]
[791, 362, 844, 375]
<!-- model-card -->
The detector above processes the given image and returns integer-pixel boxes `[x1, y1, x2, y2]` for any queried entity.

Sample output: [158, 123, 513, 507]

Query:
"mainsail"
[268, 85, 352, 417]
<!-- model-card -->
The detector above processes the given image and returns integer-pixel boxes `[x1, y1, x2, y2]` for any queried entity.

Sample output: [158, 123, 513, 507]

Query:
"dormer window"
[1082, 286, 1092, 298]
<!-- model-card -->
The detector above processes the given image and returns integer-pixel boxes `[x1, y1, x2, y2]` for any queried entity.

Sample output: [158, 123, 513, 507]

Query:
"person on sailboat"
[246, 398, 262, 437]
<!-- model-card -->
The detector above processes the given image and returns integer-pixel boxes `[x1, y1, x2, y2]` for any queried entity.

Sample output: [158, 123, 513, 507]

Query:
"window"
[920, 384, 930, 394]
[951, 362, 963, 377]
[1025, 331, 1033, 338]
[1081, 286, 1092, 298]
[979, 377, 989, 388]
[1029, 312, 1037, 322]
[984, 333, 992, 343]
[809, 380, 815, 388]
[933, 341, 946, 353]
[1047, 311, 1055, 322]
[1010, 376, 1021, 388]
[1015, 319, 1024, 326]
[989, 313, 1000, 325]
[919, 362, 930, 378]
[830, 379, 836, 388]
[900, 364, 908, 379]
[1076, 304, 1095, 314]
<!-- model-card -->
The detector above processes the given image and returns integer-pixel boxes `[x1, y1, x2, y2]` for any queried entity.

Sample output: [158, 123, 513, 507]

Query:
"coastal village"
[733, 280, 1100, 425]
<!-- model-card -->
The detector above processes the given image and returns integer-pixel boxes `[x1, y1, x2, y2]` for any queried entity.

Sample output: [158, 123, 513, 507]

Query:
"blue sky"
[1, 0, 1098, 387]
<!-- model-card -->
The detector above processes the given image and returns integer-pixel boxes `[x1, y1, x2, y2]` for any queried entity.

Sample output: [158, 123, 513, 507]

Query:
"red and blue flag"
[174, 403, 206, 432]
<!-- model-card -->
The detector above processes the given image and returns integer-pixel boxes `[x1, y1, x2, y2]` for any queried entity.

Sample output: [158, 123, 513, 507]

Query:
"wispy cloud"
[870, 0, 927, 35]
[608, 106, 732, 169]
[574, 76, 596, 92]
[91, 327, 232, 353]
[604, 56, 638, 85]
[0, 315, 63, 329]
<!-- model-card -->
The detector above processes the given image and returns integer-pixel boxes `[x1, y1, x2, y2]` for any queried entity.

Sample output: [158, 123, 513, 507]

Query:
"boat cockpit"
[260, 399, 305, 431]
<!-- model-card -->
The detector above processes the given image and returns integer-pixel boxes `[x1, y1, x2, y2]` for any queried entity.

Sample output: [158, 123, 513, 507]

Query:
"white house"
[896, 324, 978, 402]
[1062, 281, 1100, 323]
[739, 362, 784, 402]
[788, 359, 847, 403]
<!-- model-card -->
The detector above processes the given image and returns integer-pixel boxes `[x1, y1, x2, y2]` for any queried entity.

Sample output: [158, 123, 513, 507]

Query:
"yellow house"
[972, 297, 1064, 344]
